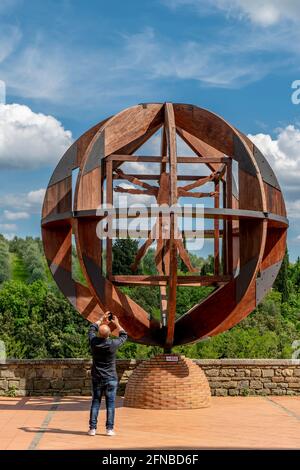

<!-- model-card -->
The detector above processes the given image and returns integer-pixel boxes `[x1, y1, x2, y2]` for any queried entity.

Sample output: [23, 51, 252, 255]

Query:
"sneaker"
[106, 429, 115, 436]
[88, 428, 96, 436]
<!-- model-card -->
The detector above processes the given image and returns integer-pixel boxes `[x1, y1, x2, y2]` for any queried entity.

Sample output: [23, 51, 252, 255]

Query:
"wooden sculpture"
[41, 102, 288, 351]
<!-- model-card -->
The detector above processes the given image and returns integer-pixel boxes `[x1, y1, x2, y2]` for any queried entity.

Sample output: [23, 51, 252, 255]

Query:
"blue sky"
[0, 0, 300, 259]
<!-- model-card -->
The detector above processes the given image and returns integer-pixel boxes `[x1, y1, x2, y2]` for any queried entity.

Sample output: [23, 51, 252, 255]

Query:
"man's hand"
[95, 312, 110, 327]
[110, 315, 124, 332]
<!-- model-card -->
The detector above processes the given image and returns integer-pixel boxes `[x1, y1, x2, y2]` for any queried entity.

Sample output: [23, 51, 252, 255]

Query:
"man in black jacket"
[88, 314, 127, 436]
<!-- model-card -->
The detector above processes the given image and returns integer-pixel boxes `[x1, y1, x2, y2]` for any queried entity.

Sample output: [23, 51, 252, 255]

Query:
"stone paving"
[0, 396, 299, 450]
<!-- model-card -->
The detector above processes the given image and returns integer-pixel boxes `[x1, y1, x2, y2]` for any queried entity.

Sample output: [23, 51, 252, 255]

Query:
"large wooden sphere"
[41, 103, 288, 349]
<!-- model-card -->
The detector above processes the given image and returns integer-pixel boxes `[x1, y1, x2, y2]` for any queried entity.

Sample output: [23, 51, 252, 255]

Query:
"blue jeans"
[89, 379, 118, 430]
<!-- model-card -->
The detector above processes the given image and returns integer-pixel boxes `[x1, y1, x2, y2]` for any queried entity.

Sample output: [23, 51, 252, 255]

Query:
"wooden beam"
[113, 174, 213, 181]
[165, 103, 178, 349]
[176, 126, 225, 174]
[159, 125, 168, 326]
[110, 274, 231, 286]
[214, 179, 220, 275]
[108, 154, 228, 164]
[226, 159, 233, 275]
[160, 125, 167, 173]
[106, 160, 113, 278]
[222, 180, 227, 275]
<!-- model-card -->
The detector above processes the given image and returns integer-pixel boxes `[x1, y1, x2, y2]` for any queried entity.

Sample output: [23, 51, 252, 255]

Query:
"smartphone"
[108, 313, 113, 321]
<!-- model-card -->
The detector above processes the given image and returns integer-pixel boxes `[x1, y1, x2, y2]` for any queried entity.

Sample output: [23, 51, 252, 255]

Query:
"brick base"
[124, 354, 211, 409]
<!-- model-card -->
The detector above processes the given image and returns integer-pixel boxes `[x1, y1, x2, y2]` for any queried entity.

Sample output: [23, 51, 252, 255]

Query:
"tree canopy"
[0, 235, 299, 359]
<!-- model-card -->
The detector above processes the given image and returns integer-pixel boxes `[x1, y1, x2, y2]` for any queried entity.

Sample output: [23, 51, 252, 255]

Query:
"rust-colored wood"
[226, 159, 233, 275]
[42, 177, 72, 220]
[106, 159, 113, 278]
[222, 180, 227, 274]
[264, 182, 287, 217]
[174, 104, 234, 156]
[174, 239, 198, 273]
[176, 126, 225, 174]
[108, 154, 228, 164]
[160, 125, 167, 174]
[110, 275, 230, 286]
[113, 174, 215, 181]
[165, 103, 178, 349]
[214, 179, 220, 275]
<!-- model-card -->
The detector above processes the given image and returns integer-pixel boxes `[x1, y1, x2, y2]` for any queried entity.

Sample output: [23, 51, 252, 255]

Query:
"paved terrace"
[0, 396, 299, 450]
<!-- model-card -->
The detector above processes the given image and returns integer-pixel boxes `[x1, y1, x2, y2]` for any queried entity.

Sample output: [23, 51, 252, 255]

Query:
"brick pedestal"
[124, 354, 211, 409]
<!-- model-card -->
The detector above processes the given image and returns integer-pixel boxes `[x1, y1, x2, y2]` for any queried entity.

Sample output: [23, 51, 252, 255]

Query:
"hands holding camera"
[96, 312, 122, 332]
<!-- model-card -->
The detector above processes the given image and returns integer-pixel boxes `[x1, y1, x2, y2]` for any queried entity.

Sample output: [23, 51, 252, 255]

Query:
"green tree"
[0, 280, 90, 358]
[112, 238, 140, 275]
[9, 237, 47, 283]
[0, 235, 10, 283]
[274, 248, 291, 303]
[200, 254, 214, 275]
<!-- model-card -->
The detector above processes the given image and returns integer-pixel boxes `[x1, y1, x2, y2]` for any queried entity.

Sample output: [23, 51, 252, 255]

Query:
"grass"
[10, 253, 28, 282]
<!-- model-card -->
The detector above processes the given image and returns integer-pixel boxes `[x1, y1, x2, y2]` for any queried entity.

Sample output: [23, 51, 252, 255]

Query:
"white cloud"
[286, 200, 300, 219]
[114, 183, 156, 208]
[248, 125, 300, 201]
[0, 37, 153, 105]
[215, 0, 300, 26]
[0, 1, 299, 107]
[0, 25, 286, 106]
[167, 0, 300, 26]
[4, 210, 29, 220]
[0, 188, 45, 237]
[120, 28, 268, 88]
[0, 188, 46, 213]
[0, 103, 72, 169]
[27, 189, 46, 205]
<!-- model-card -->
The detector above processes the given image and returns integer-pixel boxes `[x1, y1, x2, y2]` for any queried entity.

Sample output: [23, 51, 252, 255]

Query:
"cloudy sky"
[0, 0, 300, 259]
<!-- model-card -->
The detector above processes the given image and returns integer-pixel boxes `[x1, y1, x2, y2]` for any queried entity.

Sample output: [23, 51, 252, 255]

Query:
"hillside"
[0, 234, 299, 360]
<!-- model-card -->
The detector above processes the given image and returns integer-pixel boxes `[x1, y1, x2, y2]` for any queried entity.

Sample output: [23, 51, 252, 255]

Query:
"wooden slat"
[214, 179, 220, 275]
[159, 125, 168, 325]
[222, 180, 227, 274]
[110, 274, 231, 286]
[74, 206, 272, 222]
[174, 239, 198, 273]
[131, 236, 154, 272]
[102, 104, 164, 157]
[165, 103, 178, 349]
[42, 177, 72, 220]
[174, 104, 234, 156]
[226, 159, 233, 275]
[113, 174, 212, 181]
[106, 160, 113, 277]
[176, 125, 224, 174]
[76, 167, 102, 211]
[263, 182, 287, 217]
[160, 125, 167, 173]
[108, 154, 228, 164]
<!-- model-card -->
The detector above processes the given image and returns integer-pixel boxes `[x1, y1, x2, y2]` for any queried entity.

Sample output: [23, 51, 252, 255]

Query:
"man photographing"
[88, 314, 127, 436]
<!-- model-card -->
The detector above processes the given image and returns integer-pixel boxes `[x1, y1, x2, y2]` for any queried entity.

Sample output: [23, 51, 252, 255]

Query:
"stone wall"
[197, 359, 300, 396]
[0, 358, 299, 397]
